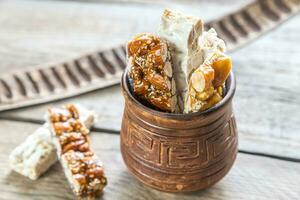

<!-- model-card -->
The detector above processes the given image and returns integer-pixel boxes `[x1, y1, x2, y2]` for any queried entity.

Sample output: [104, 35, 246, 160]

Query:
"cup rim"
[121, 69, 236, 119]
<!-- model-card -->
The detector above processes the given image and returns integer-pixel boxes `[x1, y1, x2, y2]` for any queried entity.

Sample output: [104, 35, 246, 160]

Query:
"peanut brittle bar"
[47, 104, 106, 199]
[127, 33, 177, 112]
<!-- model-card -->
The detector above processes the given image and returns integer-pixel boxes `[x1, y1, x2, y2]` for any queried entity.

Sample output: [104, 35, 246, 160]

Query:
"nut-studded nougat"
[185, 28, 231, 113]
[127, 10, 232, 113]
[186, 52, 232, 113]
[9, 104, 96, 180]
[158, 9, 204, 112]
[47, 104, 106, 199]
[127, 33, 177, 112]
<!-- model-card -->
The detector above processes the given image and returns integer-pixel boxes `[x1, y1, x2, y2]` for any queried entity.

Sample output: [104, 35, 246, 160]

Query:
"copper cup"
[120, 70, 238, 192]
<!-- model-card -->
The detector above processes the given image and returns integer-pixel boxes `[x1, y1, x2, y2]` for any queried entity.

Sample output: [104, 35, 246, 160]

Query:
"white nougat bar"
[127, 34, 178, 112]
[9, 104, 96, 180]
[158, 9, 204, 112]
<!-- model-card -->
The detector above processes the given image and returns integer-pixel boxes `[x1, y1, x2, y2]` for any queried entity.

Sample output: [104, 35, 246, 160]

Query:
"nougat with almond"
[127, 9, 232, 113]
[186, 52, 232, 113]
[158, 9, 204, 112]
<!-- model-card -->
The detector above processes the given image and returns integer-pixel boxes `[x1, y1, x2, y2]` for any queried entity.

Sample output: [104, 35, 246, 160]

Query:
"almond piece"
[62, 140, 85, 153]
[147, 73, 169, 91]
[149, 96, 171, 112]
[53, 122, 73, 135]
[164, 61, 173, 78]
[147, 43, 166, 68]
[133, 80, 150, 95]
[171, 78, 176, 95]
[190, 65, 214, 92]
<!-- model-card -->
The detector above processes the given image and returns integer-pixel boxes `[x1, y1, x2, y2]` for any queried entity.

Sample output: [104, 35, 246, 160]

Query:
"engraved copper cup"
[120, 70, 238, 192]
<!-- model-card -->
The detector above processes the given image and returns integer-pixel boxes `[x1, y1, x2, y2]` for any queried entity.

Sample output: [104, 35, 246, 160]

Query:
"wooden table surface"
[0, 0, 299, 199]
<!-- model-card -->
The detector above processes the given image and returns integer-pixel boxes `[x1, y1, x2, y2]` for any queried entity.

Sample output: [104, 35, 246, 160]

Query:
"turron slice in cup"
[127, 9, 232, 114]
[121, 9, 237, 193]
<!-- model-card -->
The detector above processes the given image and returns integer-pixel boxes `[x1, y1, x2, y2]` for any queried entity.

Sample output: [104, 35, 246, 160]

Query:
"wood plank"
[0, 0, 300, 158]
[1, 120, 299, 200]
[0, 85, 124, 131]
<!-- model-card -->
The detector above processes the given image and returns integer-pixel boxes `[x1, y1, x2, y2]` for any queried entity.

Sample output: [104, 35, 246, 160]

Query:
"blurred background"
[0, 0, 299, 158]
